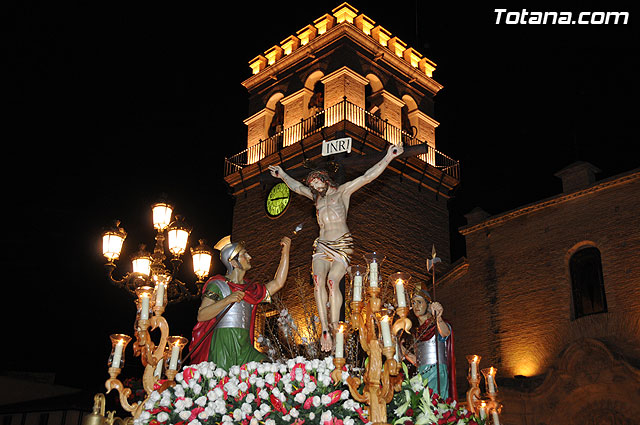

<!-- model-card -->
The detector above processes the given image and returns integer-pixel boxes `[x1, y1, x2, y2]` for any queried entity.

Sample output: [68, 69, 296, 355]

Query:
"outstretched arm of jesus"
[269, 165, 314, 200]
[341, 143, 403, 196]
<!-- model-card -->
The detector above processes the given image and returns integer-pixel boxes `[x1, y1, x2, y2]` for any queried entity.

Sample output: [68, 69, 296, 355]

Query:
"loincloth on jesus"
[312, 233, 354, 268]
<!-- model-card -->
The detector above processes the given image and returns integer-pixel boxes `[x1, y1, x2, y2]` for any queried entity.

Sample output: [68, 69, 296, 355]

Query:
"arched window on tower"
[307, 81, 325, 131]
[569, 246, 607, 319]
[268, 100, 284, 151]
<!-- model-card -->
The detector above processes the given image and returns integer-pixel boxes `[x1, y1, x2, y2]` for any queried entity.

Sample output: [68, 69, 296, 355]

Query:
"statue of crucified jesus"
[269, 143, 403, 351]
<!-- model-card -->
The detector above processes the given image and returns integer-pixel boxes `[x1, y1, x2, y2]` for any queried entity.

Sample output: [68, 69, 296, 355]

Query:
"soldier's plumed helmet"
[220, 241, 245, 274]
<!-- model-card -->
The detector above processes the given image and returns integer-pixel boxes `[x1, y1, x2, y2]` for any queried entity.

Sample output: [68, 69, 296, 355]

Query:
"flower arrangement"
[388, 364, 483, 425]
[135, 358, 482, 425]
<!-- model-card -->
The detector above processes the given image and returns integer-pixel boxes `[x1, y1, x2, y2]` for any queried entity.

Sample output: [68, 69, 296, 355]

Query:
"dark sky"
[3, 0, 636, 396]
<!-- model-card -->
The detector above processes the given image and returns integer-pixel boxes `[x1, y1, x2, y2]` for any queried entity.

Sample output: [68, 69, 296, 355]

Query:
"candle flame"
[396, 279, 404, 285]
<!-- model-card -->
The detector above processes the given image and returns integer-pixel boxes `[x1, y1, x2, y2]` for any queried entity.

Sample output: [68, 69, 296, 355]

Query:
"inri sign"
[322, 137, 352, 156]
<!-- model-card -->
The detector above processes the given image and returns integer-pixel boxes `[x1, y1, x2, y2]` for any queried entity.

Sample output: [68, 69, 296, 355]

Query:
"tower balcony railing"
[224, 98, 459, 180]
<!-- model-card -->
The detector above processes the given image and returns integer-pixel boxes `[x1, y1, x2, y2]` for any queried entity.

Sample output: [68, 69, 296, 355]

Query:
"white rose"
[290, 408, 299, 418]
[178, 411, 190, 421]
[309, 412, 315, 420]
[187, 420, 201, 425]
[229, 365, 240, 377]
[255, 377, 265, 388]
[156, 412, 169, 422]
[195, 396, 207, 407]
[294, 393, 306, 404]
[232, 408, 243, 421]
[183, 398, 193, 409]
[344, 418, 355, 425]
[245, 393, 255, 403]
[265, 420, 276, 425]
[321, 410, 332, 422]
[174, 399, 185, 411]
[265, 373, 275, 385]
[214, 399, 226, 414]
[192, 384, 202, 395]
[312, 396, 321, 407]
[139, 411, 151, 421]
[174, 386, 185, 398]
[282, 415, 291, 421]
[321, 395, 331, 405]
[258, 389, 269, 399]
[341, 390, 350, 400]
[221, 415, 232, 423]
[149, 391, 161, 402]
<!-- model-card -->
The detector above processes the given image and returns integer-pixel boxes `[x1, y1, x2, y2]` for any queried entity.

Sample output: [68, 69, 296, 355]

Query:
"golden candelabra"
[104, 285, 189, 419]
[465, 355, 503, 424]
[335, 255, 413, 425]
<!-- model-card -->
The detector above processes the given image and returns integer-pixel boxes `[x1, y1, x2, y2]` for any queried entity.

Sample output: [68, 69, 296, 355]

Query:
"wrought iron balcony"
[224, 99, 459, 180]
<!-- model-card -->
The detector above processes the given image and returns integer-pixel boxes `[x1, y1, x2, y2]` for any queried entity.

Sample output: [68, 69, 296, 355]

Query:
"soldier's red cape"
[189, 275, 266, 365]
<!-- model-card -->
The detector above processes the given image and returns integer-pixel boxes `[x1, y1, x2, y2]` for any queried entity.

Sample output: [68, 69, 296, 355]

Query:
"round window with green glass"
[265, 182, 290, 217]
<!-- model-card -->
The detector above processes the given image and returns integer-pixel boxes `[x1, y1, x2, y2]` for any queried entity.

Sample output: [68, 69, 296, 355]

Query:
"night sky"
[3, 0, 636, 398]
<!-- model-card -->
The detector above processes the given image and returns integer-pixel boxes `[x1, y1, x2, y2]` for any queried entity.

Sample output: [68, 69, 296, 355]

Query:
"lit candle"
[353, 275, 363, 302]
[479, 402, 487, 420]
[140, 294, 150, 320]
[491, 409, 500, 425]
[395, 278, 406, 307]
[470, 356, 478, 379]
[112, 340, 124, 368]
[487, 372, 496, 393]
[169, 343, 180, 370]
[335, 326, 344, 358]
[369, 262, 378, 287]
[380, 316, 392, 347]
[155, 283, 165, 307]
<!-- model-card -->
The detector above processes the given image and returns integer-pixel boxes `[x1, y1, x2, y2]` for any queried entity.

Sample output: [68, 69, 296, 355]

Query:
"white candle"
[140, 295, 150, 320]
[155, 283, 165, 307]
[335, 328, 344, 358]
[380, 316, 392, 347]
[395, 279, 406, 307]
[470, 357, 478, 379]
[169, 344, 180, 370]
[353, 275, 363, 302]
[491, 410, 500, 425]
[487, 374, 496, 393]
[154, 357, 163, 378]
[479, 405, 487, 420]
[111, 340, 124, 368]
[369, 262, 378, 287]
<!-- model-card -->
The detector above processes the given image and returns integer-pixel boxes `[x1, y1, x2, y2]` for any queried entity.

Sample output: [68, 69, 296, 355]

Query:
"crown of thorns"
[305, 169, 335, 186]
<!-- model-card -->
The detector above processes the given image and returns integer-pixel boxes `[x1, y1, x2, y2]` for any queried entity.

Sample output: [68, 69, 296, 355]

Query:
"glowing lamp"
[482, 366, 498, 394]
[102, 221, 127, 262]
[466, 354, 481, 380]
[108, 334, 132, 369]
[389, 272, 410, 308]
[349, 264, 364, 302]
[363, 252, 385, 288]
[167, 216, 191, 256]
[135, 286, 154, 320]
[152, 202, 173, 231]
[378, 311, 393, 347]
[167, 336, 189, 371]
[335, 321, 346, 358]
[153, 273, 170, 309]
[191, 239, 213, 281]
[131, 244, 152, 277]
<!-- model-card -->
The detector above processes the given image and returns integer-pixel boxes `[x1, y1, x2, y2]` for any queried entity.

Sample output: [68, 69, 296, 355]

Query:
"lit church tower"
[223, 3, 459, 340]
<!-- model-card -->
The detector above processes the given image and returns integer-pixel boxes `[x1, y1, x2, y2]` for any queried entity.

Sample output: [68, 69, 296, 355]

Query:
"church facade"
[437, 163, 640, 424]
